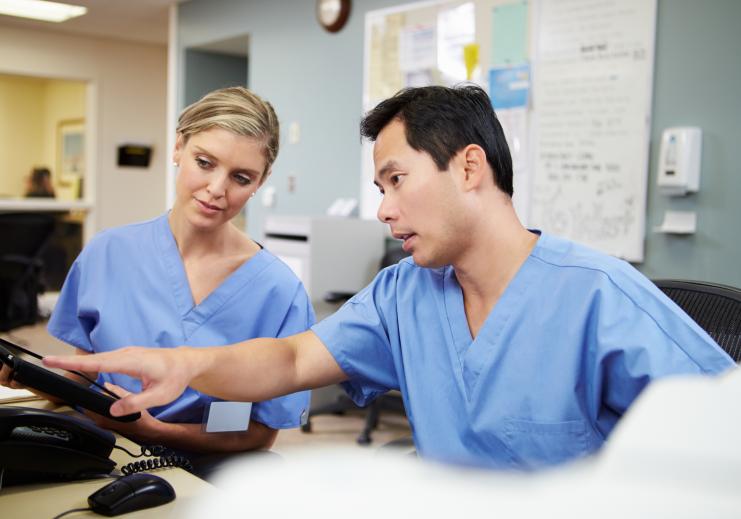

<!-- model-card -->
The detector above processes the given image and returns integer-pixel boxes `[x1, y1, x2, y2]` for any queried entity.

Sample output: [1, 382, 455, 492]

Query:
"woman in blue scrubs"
[45, 85, 735, 471]
[4, 87, 313, 460]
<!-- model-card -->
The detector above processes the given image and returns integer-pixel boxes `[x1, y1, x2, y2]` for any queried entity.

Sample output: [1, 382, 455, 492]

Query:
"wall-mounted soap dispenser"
[657, 127, 702, 196]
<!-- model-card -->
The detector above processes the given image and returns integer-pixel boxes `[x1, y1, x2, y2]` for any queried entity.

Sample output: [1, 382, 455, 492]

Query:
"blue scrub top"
[312, 232, 734, 469]
[49, 213, 314, 429]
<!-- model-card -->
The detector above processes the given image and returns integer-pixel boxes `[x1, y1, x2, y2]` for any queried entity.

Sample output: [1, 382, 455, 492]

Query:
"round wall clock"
[316, 0, 351, 33]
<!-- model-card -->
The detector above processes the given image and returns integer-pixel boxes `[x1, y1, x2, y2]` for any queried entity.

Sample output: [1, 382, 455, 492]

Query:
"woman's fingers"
[0, 364, 23, 389]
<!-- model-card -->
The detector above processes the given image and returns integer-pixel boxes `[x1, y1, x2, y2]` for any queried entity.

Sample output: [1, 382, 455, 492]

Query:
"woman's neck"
[168, 207, 239, 259]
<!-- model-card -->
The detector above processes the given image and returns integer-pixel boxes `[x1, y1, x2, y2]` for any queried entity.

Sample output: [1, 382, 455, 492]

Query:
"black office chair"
[302, 247, 411, 445]
[0, 213, 56, 331]
[653, 279, 741, 363]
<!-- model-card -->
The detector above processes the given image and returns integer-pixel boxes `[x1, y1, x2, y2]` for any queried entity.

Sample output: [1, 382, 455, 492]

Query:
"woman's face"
[172, 127, 268, 231]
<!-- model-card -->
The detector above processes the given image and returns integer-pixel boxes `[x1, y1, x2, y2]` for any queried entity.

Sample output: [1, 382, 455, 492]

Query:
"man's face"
[373, 119, 464, 268]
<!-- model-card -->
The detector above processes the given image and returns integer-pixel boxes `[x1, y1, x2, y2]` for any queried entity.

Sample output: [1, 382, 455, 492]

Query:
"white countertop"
[0, 198, 92, 211]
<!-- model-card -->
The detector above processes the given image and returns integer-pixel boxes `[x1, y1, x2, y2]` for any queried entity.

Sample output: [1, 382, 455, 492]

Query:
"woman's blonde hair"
[176, 86, 279, 177]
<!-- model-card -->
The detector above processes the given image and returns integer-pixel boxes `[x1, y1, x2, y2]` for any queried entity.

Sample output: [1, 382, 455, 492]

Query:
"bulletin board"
[362, 0, 657, 262]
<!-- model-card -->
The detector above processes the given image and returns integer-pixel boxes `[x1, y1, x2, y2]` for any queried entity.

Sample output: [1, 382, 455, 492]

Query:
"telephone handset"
[0, 406, 116, 485]
[0, 407, 194, 486]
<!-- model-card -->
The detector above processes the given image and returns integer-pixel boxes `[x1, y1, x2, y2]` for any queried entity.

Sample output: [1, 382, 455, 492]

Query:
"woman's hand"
[89, 383, 279, 455]
[0, 363, 24, 390]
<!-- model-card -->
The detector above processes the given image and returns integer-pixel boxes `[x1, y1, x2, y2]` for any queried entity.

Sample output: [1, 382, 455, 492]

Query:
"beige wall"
[0, 74, 86, 197]
[0, 75, 46, 196]
[42, 80, 86, 182]
[0, 27, 168, 233]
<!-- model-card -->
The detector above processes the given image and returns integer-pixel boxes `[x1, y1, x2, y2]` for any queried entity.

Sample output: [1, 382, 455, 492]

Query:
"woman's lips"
[195, 198, 223, 214]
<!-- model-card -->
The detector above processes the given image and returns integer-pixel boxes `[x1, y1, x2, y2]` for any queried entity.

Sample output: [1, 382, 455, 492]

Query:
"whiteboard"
[529, 0, 657, 261]
[362, 0, 657, 261]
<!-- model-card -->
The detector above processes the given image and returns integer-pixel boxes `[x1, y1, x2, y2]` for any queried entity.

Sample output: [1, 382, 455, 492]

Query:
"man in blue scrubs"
[47, 85, 735, 470]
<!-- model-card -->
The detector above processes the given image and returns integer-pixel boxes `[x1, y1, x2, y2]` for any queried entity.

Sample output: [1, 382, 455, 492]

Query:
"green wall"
[640, 0, 741, 286]
[177, 0, 741, 287]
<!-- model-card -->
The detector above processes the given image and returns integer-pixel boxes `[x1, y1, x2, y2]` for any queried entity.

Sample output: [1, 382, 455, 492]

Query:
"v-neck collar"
[442, 232, 544, 400]
[154, 214, 272, 339]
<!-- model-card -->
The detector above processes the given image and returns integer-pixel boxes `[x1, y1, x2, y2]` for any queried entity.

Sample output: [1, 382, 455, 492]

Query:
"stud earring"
[172, 162, 178, 167]
[250, 192, 256, 198]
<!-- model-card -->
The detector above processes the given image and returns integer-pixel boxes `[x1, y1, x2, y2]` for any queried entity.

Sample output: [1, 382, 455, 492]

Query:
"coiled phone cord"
[114, 444, 194, 475]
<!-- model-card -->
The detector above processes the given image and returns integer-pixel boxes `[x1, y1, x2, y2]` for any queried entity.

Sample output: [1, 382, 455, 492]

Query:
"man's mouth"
[393, 232, 415, 241]
[392, 232, 416, 251]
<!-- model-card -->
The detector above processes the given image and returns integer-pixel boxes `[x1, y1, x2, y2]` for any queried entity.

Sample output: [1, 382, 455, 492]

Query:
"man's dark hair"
[360, 84, 513, 196]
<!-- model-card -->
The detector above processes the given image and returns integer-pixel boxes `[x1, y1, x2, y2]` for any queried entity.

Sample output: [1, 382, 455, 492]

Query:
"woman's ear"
[172, 134, 184, 165]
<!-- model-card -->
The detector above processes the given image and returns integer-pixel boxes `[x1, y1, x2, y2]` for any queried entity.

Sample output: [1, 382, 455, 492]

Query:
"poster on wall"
[57, 118, 85, 200]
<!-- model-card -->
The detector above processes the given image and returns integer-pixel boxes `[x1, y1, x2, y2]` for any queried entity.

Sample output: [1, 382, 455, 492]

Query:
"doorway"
[182, 35, 250, 230]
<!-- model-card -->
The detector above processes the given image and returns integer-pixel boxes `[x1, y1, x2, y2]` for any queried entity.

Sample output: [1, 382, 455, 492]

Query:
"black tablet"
[0, 338, 140, 423]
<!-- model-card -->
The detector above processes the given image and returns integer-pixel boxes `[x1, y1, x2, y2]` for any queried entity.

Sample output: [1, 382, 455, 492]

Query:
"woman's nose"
[207, 173, 228, 198]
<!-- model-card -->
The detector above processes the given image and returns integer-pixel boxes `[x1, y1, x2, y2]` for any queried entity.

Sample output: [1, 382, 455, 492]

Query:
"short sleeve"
[250, 282, 315, 429]
[590, 284, 735, 437]
[47, 260, 96, 352]
[311, 269, 400, 408]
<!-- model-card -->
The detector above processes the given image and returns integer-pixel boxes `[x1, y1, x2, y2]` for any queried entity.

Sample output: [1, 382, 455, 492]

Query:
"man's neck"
[453, 208, 538, 338]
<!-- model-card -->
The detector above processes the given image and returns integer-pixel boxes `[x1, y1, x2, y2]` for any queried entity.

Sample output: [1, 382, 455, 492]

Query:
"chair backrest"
[0, 213, 56, 258]
[653, 279, 741, 363]
[0, 213, 57, 331]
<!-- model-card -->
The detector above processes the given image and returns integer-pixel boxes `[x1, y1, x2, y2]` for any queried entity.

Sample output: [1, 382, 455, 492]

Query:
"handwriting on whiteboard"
[530, 0, 656, 261]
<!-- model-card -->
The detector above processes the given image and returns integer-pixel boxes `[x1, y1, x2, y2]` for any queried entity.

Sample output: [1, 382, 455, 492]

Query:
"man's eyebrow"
[375, 160, 401, 184]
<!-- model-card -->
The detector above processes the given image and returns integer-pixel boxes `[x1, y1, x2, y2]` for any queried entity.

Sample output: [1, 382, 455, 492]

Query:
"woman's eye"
[390, 174, 402, 185]
[234, 174, 252, 186]
[195, 157, 212, 169]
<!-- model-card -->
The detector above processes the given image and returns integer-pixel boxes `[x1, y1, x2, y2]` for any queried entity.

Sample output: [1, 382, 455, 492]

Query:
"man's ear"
[460, 144, 488, 191]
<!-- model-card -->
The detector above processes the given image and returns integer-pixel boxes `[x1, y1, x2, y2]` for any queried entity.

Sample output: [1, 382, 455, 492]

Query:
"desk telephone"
[0, 407, 192, 486]
[0, 406, 115, 485]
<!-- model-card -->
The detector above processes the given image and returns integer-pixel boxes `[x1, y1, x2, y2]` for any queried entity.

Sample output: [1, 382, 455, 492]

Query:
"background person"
[25, 166, 55, 198]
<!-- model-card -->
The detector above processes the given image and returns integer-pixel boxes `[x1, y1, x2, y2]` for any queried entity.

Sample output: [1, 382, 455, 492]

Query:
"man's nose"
[376, 194, 398, 223]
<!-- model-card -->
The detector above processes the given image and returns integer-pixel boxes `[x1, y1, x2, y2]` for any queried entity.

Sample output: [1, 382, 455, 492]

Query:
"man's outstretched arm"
[44, 331, 347, 417]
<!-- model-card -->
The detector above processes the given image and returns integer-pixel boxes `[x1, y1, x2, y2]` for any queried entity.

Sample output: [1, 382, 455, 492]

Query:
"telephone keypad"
[12, 425, 72, 445]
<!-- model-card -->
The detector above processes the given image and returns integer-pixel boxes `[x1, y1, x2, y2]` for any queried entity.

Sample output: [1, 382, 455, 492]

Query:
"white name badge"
[204, 401, 252, 433]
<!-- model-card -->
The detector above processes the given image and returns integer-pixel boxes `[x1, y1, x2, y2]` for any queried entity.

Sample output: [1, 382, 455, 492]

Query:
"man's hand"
[85, 383, 166, 444]
[45, 332, 347, 413]
[44, 346, 200, 416]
